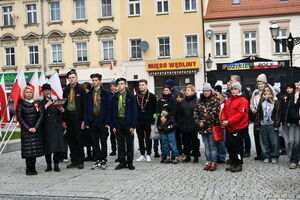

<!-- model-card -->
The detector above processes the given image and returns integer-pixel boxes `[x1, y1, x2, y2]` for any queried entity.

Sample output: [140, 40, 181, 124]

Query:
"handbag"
[212, 125, 223, 142]
[150, 118, 161, 140]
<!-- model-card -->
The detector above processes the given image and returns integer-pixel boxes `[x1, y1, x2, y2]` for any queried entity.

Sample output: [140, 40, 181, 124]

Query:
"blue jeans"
[216, 128, 227, 161]
[161, 131, 179, 157]
[259, 124, 279, 159]
[202, 134, 217, 162]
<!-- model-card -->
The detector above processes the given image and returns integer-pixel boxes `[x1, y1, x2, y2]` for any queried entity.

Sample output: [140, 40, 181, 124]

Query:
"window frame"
[101, 40, 114, 61]
[26, 4, 37, 24]
[185, 34, 199, 57]
[184, 0, 197, 12]
[214, 33, 228, 57]
[275, 29, 288, 54]
[49, 1, 61, 22]
[100, 0, 113, 18]
[28, 45, 39, 65]
[75, 42, 88, 62]
[157, 36, 171, 59]
[156, 0, 169, 15]
[2, 5, 14, 26]
[243, 31, 257, 56]
[51, 43, 63, 64]
[129, 38, 142, 60]
[128, 0, 141, 17]
[74, 0, 86, 20]
[3, 47, 16, 66]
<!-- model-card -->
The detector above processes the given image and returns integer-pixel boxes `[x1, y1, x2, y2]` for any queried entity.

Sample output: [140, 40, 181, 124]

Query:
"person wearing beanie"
[40, 83, 65, 173]
[194, 83, 221, 171]
[221, 81, 249, 172]
[257, 73, 267, 83]
[281, 83, 300, 169]
[164, 79, 180, 96]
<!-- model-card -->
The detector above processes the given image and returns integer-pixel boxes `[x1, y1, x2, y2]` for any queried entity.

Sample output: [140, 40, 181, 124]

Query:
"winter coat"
[136, 90, 157, 123]
[39, 96, 65, 154]
[177, 95, 198, 133]
[255, 98, 281, 129]
[157, 114, 177, 134]
[84, 87, 110, 126]
[17, 100, 44, 159]
[111, 91, 137, 129]
[221, 94, 249, 132]
[194, 94, 220, 134]
[281, 94, 300, 124]
[156, 94, 177, 116]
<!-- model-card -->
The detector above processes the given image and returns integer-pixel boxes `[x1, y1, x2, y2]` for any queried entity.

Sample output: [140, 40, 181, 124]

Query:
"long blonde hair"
[259, 85, 275, 104]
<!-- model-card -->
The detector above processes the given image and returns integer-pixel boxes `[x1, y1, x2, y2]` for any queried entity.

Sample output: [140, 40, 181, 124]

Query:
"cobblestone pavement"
[0, 125, 300, 200]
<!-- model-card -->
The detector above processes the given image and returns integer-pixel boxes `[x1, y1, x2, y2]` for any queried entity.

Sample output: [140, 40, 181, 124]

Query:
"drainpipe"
[40, 0, 46, 73]
[200, 0, 207, 82]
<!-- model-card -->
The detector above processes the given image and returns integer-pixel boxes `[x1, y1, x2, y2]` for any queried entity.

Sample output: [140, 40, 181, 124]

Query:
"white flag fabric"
[28, 71, 40, 99]
[48, 72, 63, 99]
[38, 71, 47, 94]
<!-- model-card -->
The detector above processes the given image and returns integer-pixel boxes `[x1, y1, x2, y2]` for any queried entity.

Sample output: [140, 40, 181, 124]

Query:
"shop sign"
[0, 72, 41, 84]
[146, 59, 200, 71]
[253, 61, 278, 69]
[222, 63, 253, 70]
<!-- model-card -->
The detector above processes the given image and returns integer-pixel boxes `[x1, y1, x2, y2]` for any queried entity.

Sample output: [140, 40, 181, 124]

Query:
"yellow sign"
[146, 59, 200, 71]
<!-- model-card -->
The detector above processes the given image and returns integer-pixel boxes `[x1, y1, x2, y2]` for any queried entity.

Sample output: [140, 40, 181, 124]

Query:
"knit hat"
[232, 82, 242, 92]
[164, 79, 174, 88]
[286, 83, 296, 90]
[257, 74, 267, 83]
[214, 85, 222, 93]
[203, 83, 212, 91]
[162, 104, 170, 113]
[273, 85, 281, 94]
[41, 83, 51, 91]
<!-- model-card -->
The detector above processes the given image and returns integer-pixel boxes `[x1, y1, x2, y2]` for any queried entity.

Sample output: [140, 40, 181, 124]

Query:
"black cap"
[66, 69, 77, 78]
[214, 85, 222, 93]
[162, 104, 170, 112]
[42, 83, 51, 91]
[116, 78, 127, 84]
[287, 83, 296, 90]
[90, 73, 102, 80]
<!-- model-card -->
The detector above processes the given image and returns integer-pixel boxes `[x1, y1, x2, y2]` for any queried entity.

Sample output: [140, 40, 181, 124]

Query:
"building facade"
[0, 0, 205, 93]
[203, 0, 300, 89]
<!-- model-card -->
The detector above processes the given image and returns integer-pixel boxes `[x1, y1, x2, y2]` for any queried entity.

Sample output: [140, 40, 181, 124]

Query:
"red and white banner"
[0, 75, 9, 124]
[48, 72, 63, 99]
[28, 71, 40, 99]
[10, 69, 27, 110]
[39, 71, 47, 95]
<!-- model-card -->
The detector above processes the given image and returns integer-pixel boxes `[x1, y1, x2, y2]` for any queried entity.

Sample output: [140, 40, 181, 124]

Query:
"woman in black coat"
[39, 84, 65, 172]
[17, 86, 44, 175]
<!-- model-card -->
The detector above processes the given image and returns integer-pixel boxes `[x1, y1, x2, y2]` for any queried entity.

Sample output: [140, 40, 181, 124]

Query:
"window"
[51, 44, 62, 63]
[2, 6, 13, 26]
[184, 0, 196, 12]
[232, 0, 240, 5]
[157, 0, 169, 14]
[74, 0, 86, 19]
[76, 42, 87, 62]
[130, 39, 142, 59]
[4, 47, 15, 66]
[26, 4, 37, 24]
[275, 29, 287, 54]
[186, 35, 198, 57]
[215, 33, 227, 57]
[128, 0, 140, 16]
[49, 2, 60, 22]
[101, 0, 112, 17]
[28, 46, 39, 65]
[102, 40, 114, 60]
[158, 37, 170, 58]
[244, 32, 256, 55]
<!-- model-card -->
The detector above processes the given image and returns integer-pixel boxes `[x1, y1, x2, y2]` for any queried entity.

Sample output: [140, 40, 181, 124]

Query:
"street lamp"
[206, 53, 213, 69]
[270, 23, 300, 67]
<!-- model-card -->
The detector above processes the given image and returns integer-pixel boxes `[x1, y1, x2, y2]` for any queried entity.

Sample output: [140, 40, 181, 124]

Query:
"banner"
[253, 61, 278, 69]
[222, 63, 253, 71]
[222, 61, 279, 70]
[0, 72, 41, 85]
[146, 59, 200, 71]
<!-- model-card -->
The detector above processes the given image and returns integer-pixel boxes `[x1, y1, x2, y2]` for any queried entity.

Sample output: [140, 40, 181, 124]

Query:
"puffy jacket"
[17, 100, 44, 159]
[221, 94, 249, 132]
[157, 114, 177, 134]
[177, 95, 197, 133]
[281, 94, 300, 124]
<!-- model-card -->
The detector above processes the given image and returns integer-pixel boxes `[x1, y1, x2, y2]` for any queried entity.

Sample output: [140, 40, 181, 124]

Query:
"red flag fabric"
[10, 69, 27, 110]
[28, 71, 40, 99]
[38, 71, 47, 95]
[48, 72, 63, 99]
[109, 60, 114, 70]
[0, 75, 9, 123]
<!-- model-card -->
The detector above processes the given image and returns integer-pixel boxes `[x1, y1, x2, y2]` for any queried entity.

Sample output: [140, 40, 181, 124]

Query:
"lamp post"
[269, 23, 300, 67]
[206, 53, 213, 69]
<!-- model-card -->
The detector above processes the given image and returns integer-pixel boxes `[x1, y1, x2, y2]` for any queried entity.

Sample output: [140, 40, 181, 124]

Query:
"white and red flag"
[38, 71, 47, 95]
[48, 72, 63, 99]
[28, 71, 40, 99]
[0, 75, 9, 124]
[10, 69, 27, 110]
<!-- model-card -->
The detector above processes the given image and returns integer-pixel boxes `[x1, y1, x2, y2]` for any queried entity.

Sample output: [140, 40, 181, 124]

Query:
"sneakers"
[67, 162, 78, 169]
[164, 157, 172, 164]
[100, 161, 107, 170]
[128, 163, 135, 170]
[271, 158, 278, 164]
[289, 163, 297, 169]
[173, 157, 180, 164]
[109, 152, 117, 156]
[77, 163, 84, 169]
[183, 156, 191, 163]
[115, 163, 127, 170]
[193, 157, 199, 163]
[146, 155, 151, 162]
[94, 160, 101, 168]
[263, 159, 270, 163]
[62, 159, 69, 163]
[154, 152, 160, 158]
[136, 155, 146, 162]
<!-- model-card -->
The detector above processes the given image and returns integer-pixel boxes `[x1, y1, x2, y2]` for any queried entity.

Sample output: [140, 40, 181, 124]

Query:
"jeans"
[161, 131, 179, 157]
[243, 126, 251, 154]
[282, 123, 300, 163]
[259, 124, 279, 159]
[254, 126, 262, 158]
[216, 128, 227, 161]
[202, 134, 217, 162]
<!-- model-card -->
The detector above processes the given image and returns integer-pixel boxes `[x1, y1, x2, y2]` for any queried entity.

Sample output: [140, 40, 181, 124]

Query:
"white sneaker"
[62, 159, 69, 163]
[146, 155, 151, 162]
[136, 155, 146, 162]
[263, 159, 270, 163]
[271, 158, 278, 164]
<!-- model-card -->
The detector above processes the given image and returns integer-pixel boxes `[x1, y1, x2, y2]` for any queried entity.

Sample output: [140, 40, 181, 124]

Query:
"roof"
[204, 0, 300, 20]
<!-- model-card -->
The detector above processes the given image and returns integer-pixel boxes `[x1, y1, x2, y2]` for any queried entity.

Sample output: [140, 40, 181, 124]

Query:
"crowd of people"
[16, 69, 300, 175]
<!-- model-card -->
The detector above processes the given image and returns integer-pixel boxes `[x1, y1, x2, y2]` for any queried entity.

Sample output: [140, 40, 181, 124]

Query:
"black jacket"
[63, 83, 85, 122]
[157, 114, 177, 134]
[177, 95, 198, 133]
[136, 90, 157, 123]
[17, 100, 44, 159]
[281, 94, 300, 124]
[111, 91, 137, 129]
[156, 94, 177, 116]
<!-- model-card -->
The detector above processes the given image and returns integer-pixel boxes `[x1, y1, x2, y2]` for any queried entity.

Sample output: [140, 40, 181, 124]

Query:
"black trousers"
[154, 140, 160, 154]
[66, 112, 84, 164]
[182, 131, 199, 157]
[45, 153, 60, 164]
[90, 119, 109, 161]
[254, 127, 262, 158]
[225, 128, 245, 165]
[116, 119, 134, 165]
[136, 121, 152, 156]
[175, 130, 183, 155]
[243, 126, 251, 154]
[61, 130, 69, 160]
[110, 127, 117, 153]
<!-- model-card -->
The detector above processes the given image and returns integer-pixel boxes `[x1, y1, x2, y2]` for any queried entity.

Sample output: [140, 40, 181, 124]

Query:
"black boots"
[26, 160, 37, 176]
[45, 163, 52, 172]
[54, 163, 60, 172]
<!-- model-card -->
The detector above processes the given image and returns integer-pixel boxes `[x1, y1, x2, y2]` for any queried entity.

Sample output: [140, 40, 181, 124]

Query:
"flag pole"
[0, 115, 15, 154]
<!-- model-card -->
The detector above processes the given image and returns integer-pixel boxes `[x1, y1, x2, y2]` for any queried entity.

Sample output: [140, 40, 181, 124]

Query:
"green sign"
[0, 71, 41, 84]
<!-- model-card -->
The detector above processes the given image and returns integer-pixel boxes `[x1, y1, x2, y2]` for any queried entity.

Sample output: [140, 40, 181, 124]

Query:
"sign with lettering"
[222, 63, 253, 70]
[146, 59, 200, 71]
[0, 72, 41, 84]
[253, 61, 278, 69]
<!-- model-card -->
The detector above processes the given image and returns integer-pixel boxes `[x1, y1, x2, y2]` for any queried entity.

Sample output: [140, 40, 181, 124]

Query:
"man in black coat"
[111, 78, 137, 170]
[108, 82, 118, 156]
[84, 73, 110, 169]
[135, 79, 157, 162]
[63, 69, 86, 169]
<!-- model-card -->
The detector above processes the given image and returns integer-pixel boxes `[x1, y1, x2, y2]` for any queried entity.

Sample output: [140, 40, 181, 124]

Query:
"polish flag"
[38, 71, 47, 94]
[48, 72, 63, 99]
[109, 60, 114, 70]
[0, 75, 9, 124]
[28, 71, 40, 99]
[10, 69, 27, 110]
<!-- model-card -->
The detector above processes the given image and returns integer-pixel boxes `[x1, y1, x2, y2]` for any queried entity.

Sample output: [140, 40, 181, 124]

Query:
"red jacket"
[221, 94, 249, 132]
